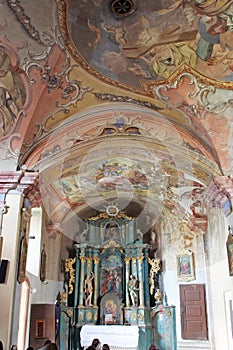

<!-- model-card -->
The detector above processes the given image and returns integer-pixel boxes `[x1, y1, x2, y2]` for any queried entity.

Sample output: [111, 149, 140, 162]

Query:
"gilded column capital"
[138, 256, 144, 263]
[80, 256, 86, 264]
[124, 258, 131, 264]
[93, 257, 100, 264]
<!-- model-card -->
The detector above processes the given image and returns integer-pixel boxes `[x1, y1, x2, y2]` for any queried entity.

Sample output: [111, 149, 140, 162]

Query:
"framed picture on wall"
[177, 249, 195, 282]
[35, 319, 45, 338]
[226, 233, 233, 276]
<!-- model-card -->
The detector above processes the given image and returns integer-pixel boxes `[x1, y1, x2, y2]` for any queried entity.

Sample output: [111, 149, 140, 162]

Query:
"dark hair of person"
[149, 345, 158, 350]
[91, 338, 100, 348]
[102, 344, 110, 350]
[44, 340, 51, 345]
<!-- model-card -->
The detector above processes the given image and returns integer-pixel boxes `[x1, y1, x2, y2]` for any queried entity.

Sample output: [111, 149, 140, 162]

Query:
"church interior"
[0, 1, 233, 349]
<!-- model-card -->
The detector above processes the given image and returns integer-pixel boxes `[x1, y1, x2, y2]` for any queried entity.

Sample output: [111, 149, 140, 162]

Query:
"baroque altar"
[60, 209, 177, 350]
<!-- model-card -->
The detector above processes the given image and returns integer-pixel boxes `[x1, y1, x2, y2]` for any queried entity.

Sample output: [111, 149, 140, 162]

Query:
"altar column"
[93, 253, 99, 307]
[78, 246, 86, 306]
[137, 256, 144, 307]
[143, 248, 150, 307]
[131, 255, 137, 277]
[74, 245, 80, 307]
[125, 257, 130, 307]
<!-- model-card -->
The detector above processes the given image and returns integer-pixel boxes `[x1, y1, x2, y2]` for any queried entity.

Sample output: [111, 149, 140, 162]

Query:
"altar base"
[80, 325, 139, 350]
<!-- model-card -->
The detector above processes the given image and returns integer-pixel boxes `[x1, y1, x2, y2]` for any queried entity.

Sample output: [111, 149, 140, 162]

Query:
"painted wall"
[206, 208, 233, 350]
[161, 206, 233, 350]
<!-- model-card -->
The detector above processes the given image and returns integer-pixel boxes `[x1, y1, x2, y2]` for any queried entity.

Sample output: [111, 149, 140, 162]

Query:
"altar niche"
[60, 211, 177, 350]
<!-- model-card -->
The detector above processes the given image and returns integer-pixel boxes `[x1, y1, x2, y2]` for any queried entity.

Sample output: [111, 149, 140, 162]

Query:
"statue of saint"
[84, 272, 94, 306]
[128, 274, 139, 307]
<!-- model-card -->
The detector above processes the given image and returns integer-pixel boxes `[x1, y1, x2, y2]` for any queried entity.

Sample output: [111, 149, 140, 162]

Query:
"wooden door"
[180, 284, 208, 340]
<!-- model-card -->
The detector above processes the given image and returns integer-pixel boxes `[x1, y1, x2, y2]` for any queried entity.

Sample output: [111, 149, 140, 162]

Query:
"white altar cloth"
[80, 325, 139, 350]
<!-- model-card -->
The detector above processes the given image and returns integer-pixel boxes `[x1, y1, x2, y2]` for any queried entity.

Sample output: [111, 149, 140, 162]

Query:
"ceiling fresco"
[62, 0, 233, 91]
[33, 111, 221, 228]
[0, 0, 232, 229]
[0, 45, 26, 137]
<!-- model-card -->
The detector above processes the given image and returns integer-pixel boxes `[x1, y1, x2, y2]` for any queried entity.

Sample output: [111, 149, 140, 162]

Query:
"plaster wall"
[0, 193, 23, 349]
[160, 207, 233, 350]
[28, 272, 63, 305]
[205, 208, 233, 350]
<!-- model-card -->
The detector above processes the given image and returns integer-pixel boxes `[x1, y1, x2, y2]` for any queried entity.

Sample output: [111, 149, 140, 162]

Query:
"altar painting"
[100, 253, 123, 299]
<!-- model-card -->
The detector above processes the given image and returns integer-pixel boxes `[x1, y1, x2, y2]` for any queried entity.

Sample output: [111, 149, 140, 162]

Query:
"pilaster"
[0, 170, 39, 348]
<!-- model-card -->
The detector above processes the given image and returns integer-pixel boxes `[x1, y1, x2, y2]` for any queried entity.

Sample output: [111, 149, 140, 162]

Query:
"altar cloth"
[80, 325, 139, 350]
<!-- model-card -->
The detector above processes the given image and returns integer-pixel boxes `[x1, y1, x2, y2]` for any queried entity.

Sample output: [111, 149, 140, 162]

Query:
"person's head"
[149, 345, 157, 350]
[86, 347, 95, 350]
[91, 338, 101, 349]
[102, 344, 110, 350]
[26, 347, 33, 350]
[11, 346, 17, 350]
[44, 340, 51, 345]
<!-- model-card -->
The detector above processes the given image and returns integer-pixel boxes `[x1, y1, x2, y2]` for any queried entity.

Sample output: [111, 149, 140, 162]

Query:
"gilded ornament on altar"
[138, 313, 144, 321]
[87, 311, 92, 320]
[148, 257, 161, 296]
[165, 309, 171, 316]
[93, 257, 100, 264]
[155, 288, 162, 303]
[60, 291, 67, 304]
[124, 257, 130, 264]
[67, 309, 73, 317]
[101, 240, 123, 252]
[65, 257, 76, 294]
[131, 312, 136, 320]
[150, 310, 155, 318]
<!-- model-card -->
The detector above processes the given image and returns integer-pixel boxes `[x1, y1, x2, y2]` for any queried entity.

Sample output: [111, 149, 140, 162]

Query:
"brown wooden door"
[180, 284, 208, 340]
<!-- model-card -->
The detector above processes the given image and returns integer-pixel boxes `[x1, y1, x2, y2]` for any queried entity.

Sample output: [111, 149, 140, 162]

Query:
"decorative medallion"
[106, 204, 119, 217]
[111, 0, 135, 17]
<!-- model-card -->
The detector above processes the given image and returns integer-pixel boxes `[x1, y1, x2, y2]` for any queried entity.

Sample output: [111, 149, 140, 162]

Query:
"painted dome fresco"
[60, 0, 233, 91]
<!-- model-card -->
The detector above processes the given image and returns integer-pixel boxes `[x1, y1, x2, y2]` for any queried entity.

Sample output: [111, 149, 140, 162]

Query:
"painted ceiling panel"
[61, 0, 233, 89]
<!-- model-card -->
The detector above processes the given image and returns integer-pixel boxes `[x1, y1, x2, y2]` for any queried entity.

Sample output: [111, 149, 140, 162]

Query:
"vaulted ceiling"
[1, 0, 233, 232]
